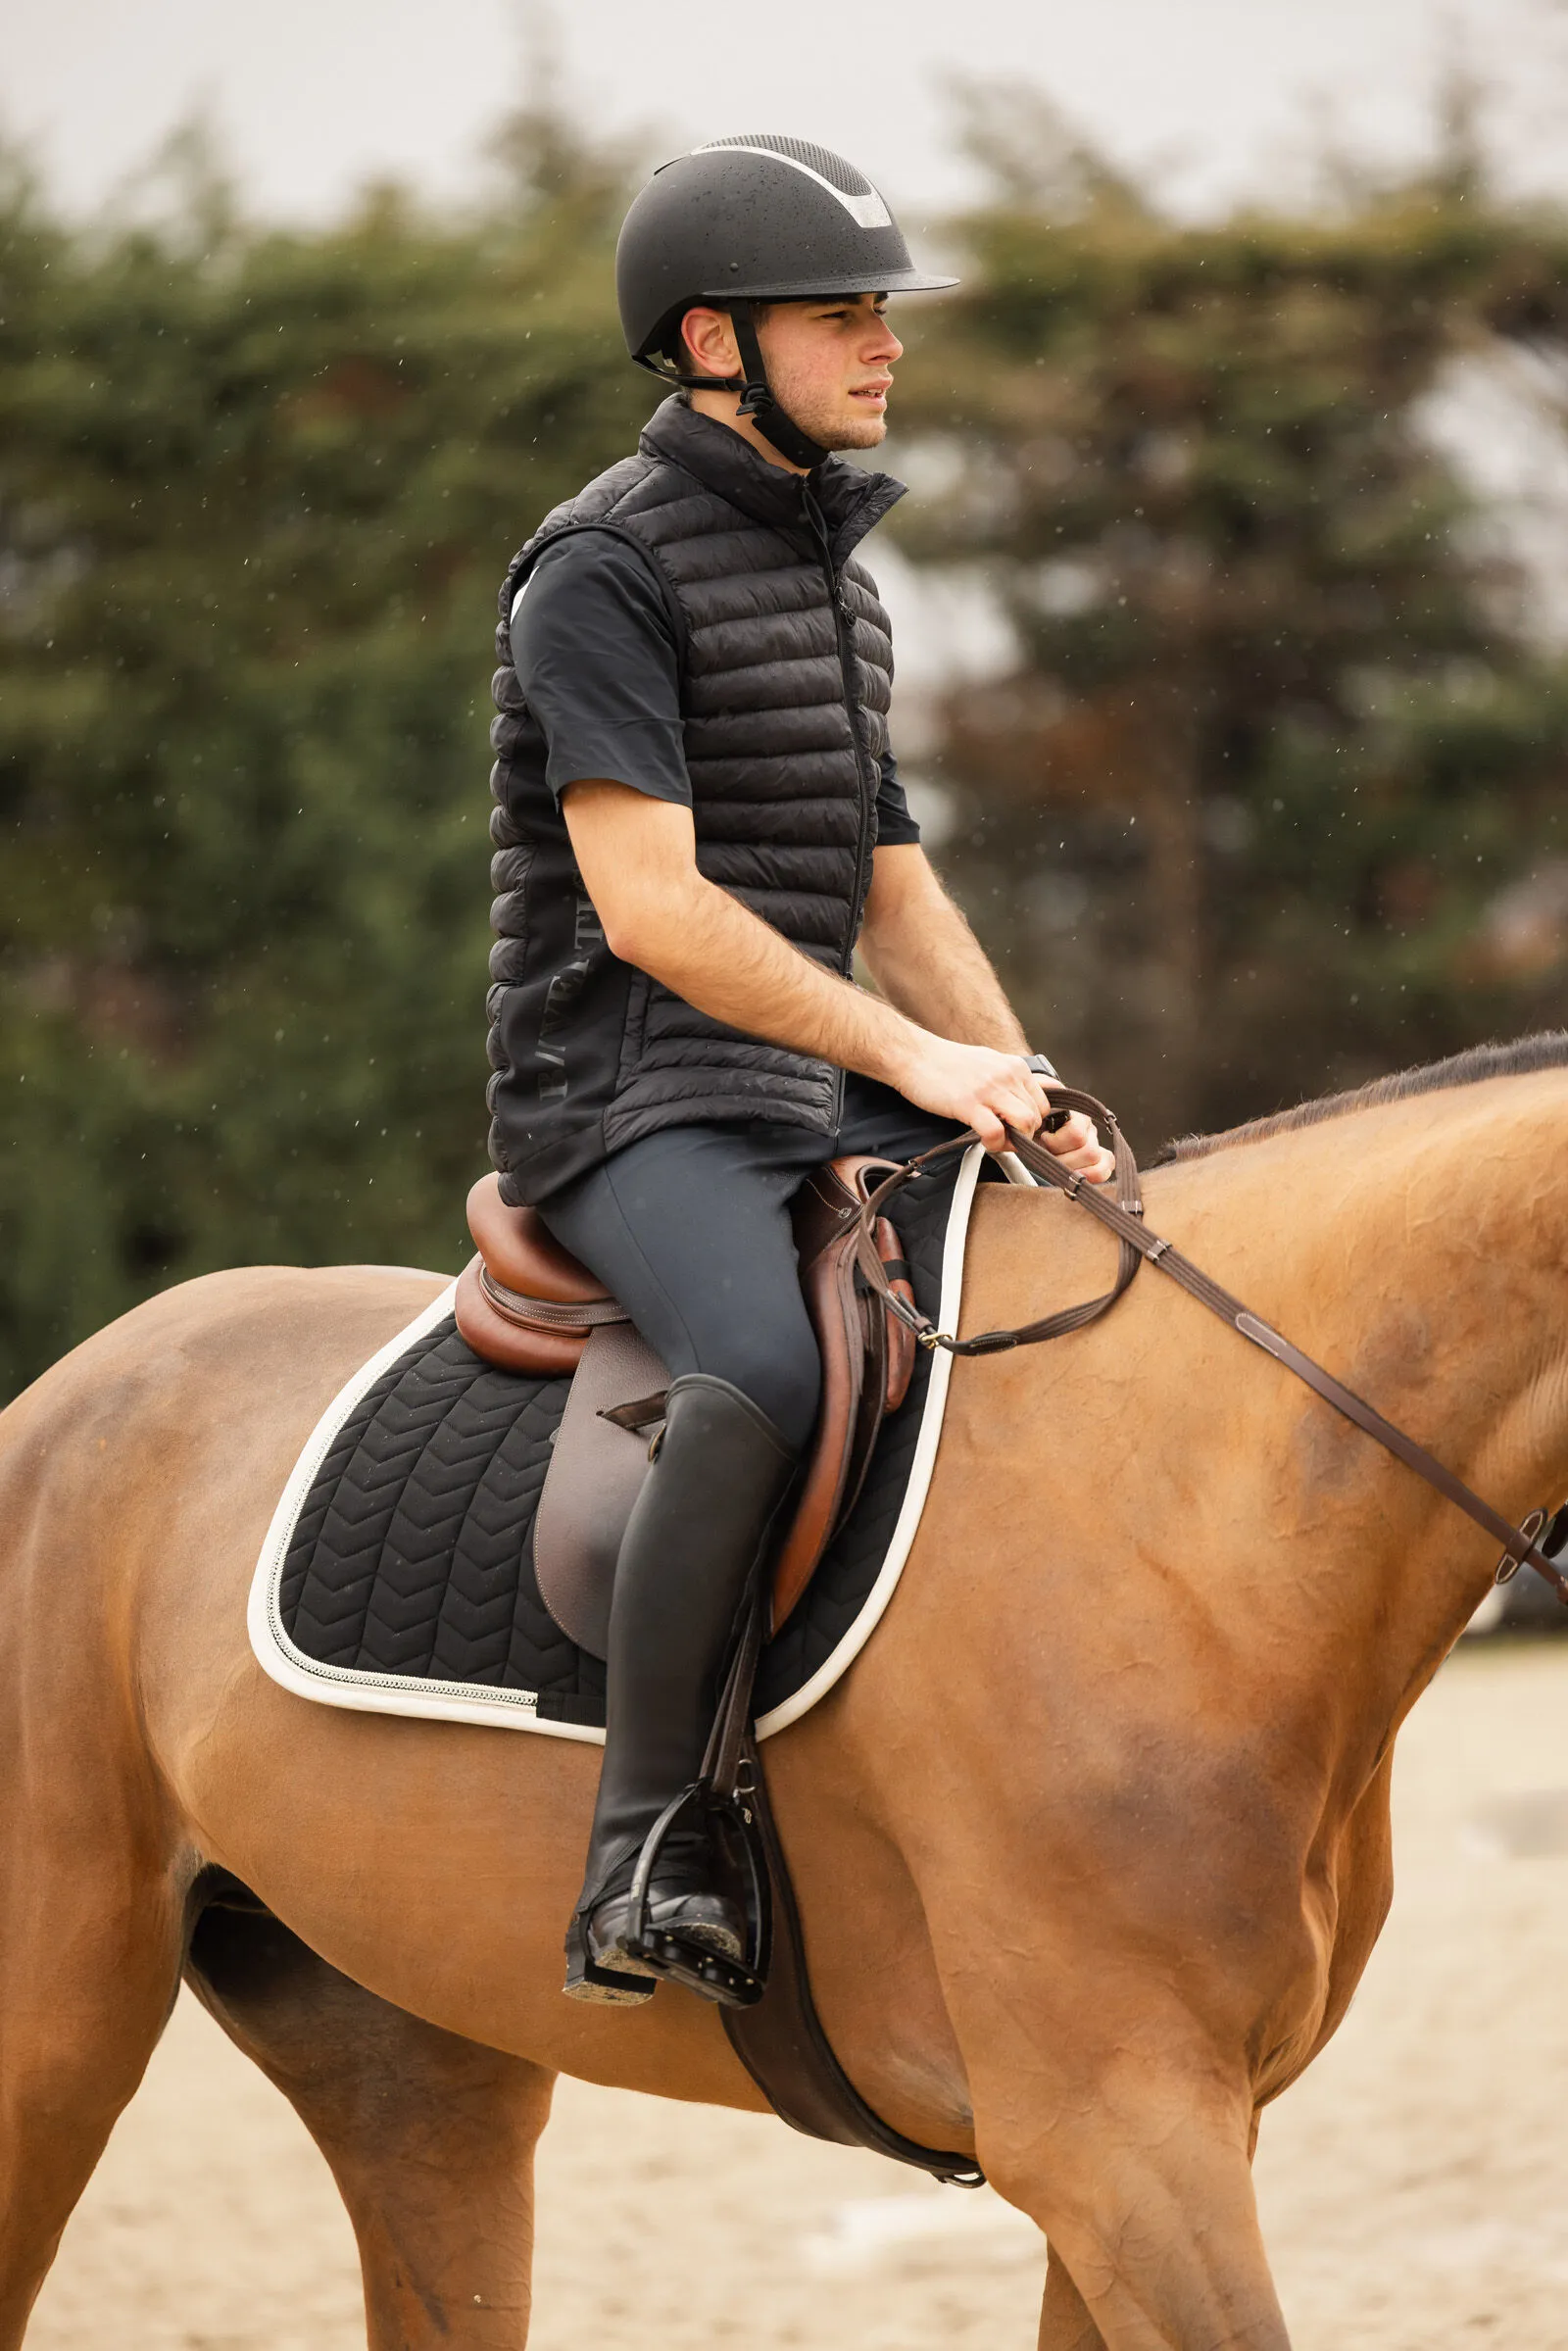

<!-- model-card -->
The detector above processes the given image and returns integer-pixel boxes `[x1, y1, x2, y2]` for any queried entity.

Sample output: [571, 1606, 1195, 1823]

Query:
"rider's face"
[755, 295, 903, 452]
[680, 294, 903, 461]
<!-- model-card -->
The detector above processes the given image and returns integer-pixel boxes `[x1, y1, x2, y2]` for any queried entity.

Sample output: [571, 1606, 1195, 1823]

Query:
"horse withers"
[1, 1038, 1564, 2350]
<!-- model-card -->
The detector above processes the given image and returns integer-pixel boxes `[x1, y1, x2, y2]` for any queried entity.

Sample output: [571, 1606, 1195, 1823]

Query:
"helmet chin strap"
[634, 299, 833, 470]
[726, 299, 831, 471]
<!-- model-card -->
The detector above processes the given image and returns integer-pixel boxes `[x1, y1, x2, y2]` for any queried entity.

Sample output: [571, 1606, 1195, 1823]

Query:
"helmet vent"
[693, 134, 892, 230]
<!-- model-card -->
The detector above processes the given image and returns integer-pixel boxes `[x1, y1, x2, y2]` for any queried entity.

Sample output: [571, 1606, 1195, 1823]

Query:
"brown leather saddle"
[453, 1162, 918, 1654]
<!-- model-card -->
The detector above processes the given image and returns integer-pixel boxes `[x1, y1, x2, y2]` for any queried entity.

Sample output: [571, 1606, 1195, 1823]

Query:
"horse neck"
[963, 1074, 1568, 1748]
[1165, 1077, 1568, 1693]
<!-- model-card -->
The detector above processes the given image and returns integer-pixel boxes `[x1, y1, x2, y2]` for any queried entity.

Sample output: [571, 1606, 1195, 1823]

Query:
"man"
[485, 134, 1111, 2005]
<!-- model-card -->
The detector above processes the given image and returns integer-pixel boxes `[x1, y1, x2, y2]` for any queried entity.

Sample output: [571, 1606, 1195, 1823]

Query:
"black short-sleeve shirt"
[510, 530, 920, 844]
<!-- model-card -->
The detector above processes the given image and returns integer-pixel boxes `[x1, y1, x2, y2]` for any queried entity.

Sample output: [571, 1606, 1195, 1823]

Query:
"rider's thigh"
[537, 1123, 823, 1453]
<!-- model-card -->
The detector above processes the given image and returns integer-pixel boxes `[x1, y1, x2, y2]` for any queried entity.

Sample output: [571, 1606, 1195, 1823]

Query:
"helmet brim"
[694, 269, 957, 302]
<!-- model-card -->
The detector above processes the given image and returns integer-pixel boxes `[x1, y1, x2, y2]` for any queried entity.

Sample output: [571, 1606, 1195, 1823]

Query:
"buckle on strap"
[1496, 1507, 1549, 1586]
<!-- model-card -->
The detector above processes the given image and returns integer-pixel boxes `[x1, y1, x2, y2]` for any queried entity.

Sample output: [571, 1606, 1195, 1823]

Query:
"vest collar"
[638, 397, 906, 565]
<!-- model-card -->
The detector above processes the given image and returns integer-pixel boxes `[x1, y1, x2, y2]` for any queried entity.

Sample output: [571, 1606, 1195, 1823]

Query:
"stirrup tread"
[627, 1924, 765, 2009]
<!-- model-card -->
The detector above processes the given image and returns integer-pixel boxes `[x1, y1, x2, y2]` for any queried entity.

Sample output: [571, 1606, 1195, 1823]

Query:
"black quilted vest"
[485, 398, 904, 1203]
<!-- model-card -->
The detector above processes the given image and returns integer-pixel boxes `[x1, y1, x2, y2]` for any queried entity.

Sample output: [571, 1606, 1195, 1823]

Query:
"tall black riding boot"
[563, 1373, 798, 2004]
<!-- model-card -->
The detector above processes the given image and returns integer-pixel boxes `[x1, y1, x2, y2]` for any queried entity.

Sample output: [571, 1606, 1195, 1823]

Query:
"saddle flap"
[874, 1217, 917, 1415]
[768, 1154, 906, 1634]
[533, 1321, 671, 1657]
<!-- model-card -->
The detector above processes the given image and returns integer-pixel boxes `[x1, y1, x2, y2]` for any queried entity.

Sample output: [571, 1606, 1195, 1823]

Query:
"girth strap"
[852, 1086, 1568, 1607]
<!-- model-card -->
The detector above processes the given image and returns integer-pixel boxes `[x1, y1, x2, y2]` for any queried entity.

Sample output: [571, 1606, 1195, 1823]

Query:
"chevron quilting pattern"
[279, 1331, 587, 1695]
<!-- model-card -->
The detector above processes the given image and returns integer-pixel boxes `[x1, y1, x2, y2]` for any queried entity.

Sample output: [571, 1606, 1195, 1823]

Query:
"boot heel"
[562, 1915, 656, 2006]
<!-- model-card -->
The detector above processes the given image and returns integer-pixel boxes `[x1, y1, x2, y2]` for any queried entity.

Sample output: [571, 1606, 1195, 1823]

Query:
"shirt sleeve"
[509, 530, 690, 807]
[874, 747, 922, 848]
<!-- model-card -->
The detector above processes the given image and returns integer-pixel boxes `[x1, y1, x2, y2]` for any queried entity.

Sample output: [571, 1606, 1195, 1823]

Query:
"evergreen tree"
[0, 125, 645, 1396]
[896, 94, 1568, 1146]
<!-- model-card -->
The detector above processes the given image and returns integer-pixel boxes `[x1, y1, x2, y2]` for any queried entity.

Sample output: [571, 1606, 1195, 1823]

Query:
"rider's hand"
[893, 1036, 1114, 1182]
[1037, 1108, 1115, 1187]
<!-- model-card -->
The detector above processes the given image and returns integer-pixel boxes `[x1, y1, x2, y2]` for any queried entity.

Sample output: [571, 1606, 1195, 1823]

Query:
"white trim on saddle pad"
[248, 1143, 986, 1744]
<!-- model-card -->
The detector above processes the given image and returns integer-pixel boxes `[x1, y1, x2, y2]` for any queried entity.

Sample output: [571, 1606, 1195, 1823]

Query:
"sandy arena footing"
[27, 1641, 1568, 2350]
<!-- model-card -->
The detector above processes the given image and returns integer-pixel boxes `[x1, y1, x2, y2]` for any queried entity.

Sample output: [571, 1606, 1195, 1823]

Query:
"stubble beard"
[785, 390, 890, 454]
[832, 409, 890, 451]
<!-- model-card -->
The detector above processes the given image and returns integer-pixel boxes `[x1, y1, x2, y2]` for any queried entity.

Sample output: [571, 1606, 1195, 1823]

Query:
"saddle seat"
[454, 1167, 916, 1645]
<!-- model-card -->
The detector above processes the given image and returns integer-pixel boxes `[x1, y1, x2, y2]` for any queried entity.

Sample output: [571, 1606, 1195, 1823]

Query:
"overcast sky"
[6, 0, 1568, 225]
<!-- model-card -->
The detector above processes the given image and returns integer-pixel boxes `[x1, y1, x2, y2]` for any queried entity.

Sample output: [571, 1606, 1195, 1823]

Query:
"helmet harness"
[638, 293, 832, 472]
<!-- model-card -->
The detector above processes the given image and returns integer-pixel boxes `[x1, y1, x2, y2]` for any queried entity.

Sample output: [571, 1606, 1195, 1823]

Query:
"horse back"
[0, 1266, 449, 1723]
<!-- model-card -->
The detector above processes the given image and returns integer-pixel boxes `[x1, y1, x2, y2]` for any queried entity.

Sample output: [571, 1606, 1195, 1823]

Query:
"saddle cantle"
[453, 1165, 917, 1651]
[456, 1188, 631, 1377]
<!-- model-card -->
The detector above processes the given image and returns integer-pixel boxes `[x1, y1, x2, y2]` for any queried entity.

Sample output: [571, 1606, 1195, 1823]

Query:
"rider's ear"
[681, 308, 740, 380]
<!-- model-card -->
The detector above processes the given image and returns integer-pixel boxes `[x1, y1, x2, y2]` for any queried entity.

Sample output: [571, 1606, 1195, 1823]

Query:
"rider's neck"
[685, 388, 811, 476]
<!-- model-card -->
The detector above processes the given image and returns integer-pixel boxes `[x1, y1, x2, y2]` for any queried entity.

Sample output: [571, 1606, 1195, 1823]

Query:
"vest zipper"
[803, 487, 876, 1129]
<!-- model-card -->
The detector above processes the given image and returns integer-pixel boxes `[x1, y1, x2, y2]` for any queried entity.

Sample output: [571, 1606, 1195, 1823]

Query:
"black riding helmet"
[615, 134, 956, 469]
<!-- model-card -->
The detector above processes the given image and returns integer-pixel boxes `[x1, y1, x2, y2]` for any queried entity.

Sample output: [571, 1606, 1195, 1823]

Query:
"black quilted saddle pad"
[267, 1152, 974, 1735]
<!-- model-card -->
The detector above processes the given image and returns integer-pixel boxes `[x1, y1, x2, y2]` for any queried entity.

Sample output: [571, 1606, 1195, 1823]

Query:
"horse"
[2, 1037, 1564, 2351]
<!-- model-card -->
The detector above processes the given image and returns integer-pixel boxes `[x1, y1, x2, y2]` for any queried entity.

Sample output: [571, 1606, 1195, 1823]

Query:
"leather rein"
[852, 1083, 1568, 1608]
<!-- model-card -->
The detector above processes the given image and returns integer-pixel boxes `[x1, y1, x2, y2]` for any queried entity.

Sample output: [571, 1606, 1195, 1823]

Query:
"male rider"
[484, 135, 1111, 2004]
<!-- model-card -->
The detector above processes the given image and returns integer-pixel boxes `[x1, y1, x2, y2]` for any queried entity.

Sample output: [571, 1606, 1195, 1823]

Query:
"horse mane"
[1156, 1031, 1568, 1164]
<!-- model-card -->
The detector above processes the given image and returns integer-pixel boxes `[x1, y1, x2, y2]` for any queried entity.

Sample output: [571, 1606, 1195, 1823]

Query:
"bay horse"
[2, 1039, 1563, 2350]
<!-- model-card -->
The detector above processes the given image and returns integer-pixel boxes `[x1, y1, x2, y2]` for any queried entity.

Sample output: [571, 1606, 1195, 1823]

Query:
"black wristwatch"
[1025, 1053, 1059, 1081]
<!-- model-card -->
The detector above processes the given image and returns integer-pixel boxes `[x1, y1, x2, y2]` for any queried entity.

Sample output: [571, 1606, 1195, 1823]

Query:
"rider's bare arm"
[858, 843, 1110, 1183]
[858, 843, 1028, 1054]
[563, 780, 1108, 1176]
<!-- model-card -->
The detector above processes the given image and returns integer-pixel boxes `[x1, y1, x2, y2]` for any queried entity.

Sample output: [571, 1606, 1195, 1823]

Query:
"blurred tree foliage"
[5, 95, 1568, 1397]
[895, 87, 1568, 1145]
[0, 117, 647, 1395]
